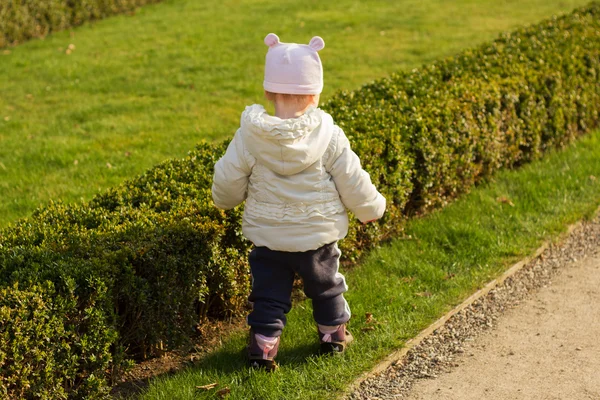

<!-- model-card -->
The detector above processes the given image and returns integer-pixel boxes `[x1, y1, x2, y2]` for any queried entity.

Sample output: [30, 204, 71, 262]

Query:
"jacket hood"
[241, 104, 334, 175]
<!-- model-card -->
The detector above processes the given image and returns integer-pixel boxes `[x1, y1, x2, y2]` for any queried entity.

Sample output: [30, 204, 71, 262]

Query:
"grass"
[138, 129, 600, 399]
[0, 0, 593, 227]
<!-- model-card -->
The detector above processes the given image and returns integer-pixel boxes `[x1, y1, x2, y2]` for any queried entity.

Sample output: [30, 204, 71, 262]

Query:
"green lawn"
[139, 129, 600, 399]
[0, 0, 592, 227]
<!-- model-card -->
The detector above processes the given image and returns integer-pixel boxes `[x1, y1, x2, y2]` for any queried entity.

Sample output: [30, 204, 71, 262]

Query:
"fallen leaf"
[496, 196, 515, 207]
[361, 326, 376, 332]
[196, 383, 218, 391]
[365, 312, 373, 323]
[216, 387, 231, 398]
[443, 273, 456, 280]
[401, 276, 415, 283]
[106, 162, 112, 169]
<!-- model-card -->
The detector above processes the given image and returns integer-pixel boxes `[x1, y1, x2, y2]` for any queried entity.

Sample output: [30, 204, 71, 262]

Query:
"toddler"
[212, 33, 386, 370]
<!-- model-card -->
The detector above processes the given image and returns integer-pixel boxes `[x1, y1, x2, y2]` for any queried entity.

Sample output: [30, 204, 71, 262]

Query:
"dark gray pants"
[247, 242, 351, 337]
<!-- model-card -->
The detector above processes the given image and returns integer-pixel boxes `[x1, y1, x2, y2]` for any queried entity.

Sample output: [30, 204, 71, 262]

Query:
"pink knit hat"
[263, 33, 325, 95]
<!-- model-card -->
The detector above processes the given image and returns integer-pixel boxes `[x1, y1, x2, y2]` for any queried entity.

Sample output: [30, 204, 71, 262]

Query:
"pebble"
[347, 214, 600, 399]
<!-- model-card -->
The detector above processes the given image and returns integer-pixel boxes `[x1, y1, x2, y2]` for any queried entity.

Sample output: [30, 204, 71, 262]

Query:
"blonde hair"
[264, 91, 318, 108]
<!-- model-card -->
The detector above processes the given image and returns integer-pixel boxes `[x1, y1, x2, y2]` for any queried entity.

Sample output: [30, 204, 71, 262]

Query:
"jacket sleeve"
[211, 130, 254, 210]
[326, 127, 386, 223]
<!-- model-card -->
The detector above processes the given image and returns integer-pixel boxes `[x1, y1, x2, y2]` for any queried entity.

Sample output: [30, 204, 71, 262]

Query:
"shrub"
[0, 0, 162, 48]
[0, 282, 115, 399]
[325, 5, 599, 256]
[0, 3, 599, 397]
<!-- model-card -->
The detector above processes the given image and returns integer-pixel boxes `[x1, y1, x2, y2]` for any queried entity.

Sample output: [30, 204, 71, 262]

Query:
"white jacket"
[212, 104, 386, 252]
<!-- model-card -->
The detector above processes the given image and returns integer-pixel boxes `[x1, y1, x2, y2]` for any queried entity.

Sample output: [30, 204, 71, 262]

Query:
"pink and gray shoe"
[318, 324, 353, 354]
[247, 330, 280, 371]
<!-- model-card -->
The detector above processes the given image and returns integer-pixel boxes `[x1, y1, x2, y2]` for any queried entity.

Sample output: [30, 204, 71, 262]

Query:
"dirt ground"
[408, 254, 600, 400]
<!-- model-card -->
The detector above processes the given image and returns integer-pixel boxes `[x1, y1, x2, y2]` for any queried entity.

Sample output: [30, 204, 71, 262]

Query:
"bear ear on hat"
[308, 36, 325, 51]
[264, 33, 280, 47]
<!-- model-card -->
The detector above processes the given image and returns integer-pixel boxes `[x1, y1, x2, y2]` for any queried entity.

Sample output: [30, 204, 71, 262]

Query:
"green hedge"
[0, 282, 115, 399]
[0, 0, 162, 48]
[1, 2, 599, 397]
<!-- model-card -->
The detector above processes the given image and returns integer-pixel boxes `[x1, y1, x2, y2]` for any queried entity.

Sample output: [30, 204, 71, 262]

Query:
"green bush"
[0, 3, 599, 397]
[0, 0, 162, 47]
[0, 282, 115, 399]
[325, 5, 600, 255]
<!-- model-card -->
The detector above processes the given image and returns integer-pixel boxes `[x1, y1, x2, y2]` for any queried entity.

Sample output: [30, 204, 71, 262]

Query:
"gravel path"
[347, 213, 600, 400]
[408, 253, 600, 399]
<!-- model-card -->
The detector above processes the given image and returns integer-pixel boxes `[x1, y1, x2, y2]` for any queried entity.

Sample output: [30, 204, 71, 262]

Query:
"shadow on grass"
[194, 340, 322, 373]
[111, 337, 323, 398]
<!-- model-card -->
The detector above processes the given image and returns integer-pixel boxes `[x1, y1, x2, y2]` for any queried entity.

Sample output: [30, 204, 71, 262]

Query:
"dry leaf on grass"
[365, 312, 373, 323]
[196, 383, 218, 391]
[217, 387, 231, 398]
[496, 196, 515, 206]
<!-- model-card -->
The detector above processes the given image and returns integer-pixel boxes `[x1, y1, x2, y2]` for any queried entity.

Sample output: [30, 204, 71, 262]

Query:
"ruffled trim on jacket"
[244, 197, 345, 221]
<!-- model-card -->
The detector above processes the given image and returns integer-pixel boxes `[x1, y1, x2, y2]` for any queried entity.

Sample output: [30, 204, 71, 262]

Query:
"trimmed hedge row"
[0, 282, 115, 399]
[0, 143, 251, 398]
[0, 0, 162, 48]
[327, 13, 600, 215]
[1, 2, 599, 398]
